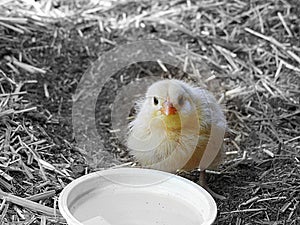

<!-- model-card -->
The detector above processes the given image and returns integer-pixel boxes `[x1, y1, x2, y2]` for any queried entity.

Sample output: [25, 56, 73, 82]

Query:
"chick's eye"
[153, 97, 159, 106]
[178, 96, 184, 106]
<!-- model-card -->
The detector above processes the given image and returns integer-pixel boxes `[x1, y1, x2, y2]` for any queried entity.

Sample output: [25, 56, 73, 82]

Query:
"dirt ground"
[0, 0, 299, 224]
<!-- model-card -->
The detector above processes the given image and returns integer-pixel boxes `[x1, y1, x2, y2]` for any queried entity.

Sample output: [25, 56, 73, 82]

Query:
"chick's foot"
[198, 170, 226, 200]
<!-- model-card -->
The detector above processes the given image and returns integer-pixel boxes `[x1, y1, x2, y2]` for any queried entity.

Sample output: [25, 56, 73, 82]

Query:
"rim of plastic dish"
[58, 167, 217, 225]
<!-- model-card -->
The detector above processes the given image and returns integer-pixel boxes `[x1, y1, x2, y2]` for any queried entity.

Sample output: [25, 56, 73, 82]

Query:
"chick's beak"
[160, 100, 177, 116]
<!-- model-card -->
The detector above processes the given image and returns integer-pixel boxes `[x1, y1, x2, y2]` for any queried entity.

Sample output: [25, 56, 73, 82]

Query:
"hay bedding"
[0, 0, 299, 224]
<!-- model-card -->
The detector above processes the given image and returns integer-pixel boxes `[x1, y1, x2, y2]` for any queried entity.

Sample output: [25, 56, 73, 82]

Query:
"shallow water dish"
[59, 168, 217, 225]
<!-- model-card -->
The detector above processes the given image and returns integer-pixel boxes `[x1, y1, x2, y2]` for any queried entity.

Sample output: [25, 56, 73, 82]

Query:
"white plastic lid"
[59, 168, 217, 225]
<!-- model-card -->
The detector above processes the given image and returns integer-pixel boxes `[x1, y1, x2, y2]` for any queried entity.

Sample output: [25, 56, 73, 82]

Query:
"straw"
[0, 0, 299, 224]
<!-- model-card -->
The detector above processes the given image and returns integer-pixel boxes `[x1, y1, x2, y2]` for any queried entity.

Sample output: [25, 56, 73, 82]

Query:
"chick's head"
[142, 80, 194, 131]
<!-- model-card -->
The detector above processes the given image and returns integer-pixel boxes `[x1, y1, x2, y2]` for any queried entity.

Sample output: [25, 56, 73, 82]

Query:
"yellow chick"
[127, 79, 226, 199]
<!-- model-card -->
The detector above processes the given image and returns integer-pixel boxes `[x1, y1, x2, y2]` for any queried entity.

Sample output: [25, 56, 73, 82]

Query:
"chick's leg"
[198, 170, 226, 200]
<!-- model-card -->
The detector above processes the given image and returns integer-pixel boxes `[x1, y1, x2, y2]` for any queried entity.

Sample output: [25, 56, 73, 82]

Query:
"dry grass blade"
[0, 190, 61, 217]
[220, 208, 267, 214]
[26, 190, 56, 202]
[244, 28, 287, 50]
